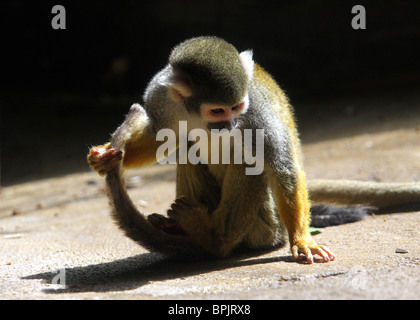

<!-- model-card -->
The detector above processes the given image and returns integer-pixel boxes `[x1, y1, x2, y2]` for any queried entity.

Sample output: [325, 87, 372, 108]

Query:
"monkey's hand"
[167, 197, 211, 246]
[291, 238, 335, 264]
[87, 143, 123, 176]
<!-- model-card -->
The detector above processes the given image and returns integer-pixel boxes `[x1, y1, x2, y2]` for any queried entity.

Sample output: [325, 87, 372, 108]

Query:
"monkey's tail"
[310, 204, 374, 227]
[106, 167, 206, 258]
[308, 179, 420, 227]
[104, 103, 206, 258]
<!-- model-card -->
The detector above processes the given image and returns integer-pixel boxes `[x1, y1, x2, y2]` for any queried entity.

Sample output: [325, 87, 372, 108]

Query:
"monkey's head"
[163, 36, 254, 131]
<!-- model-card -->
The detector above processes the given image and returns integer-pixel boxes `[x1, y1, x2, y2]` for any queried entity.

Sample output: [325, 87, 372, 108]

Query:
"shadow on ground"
[23, 251, 295, 294]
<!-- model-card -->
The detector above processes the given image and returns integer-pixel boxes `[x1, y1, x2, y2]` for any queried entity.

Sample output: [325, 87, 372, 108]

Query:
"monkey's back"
[252, 64, 304, 166]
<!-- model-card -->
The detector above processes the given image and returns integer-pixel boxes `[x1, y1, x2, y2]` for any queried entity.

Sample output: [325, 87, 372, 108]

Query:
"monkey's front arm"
[269, 169, 336, 264]
[87, 104, 162, 174]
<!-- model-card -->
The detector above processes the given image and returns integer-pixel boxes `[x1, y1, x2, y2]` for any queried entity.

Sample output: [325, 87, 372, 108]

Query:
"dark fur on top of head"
[169, 36, 248, 110]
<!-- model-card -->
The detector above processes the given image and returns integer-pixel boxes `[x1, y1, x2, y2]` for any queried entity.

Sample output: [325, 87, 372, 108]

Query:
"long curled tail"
[105, 104, 205, 258]
[105, 167, 204, 257]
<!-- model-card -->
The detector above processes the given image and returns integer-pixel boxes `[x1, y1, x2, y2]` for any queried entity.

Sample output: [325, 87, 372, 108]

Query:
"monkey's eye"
[211, 108, 224, 114]
[231, 102, 243, 111]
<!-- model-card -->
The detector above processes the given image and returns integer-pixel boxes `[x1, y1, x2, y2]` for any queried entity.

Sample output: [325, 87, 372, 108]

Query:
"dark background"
[2, 0, 420, 185]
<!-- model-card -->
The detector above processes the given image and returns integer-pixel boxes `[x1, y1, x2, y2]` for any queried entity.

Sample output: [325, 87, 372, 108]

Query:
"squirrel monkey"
[87, 37, 420, 263]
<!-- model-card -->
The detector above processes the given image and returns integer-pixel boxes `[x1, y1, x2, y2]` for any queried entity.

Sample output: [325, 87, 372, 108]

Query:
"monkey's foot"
[167, 197, 211, 240]
[87, 146, 123, 176]
[147, 213, 186, 235]
[291, 239, 336, 264]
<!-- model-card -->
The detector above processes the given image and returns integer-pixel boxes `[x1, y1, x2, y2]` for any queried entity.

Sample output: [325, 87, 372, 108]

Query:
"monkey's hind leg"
[167, 197, 214, 251]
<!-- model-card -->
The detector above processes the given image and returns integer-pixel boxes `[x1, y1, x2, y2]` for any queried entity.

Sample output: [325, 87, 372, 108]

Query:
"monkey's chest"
[186, 138, 229, 185]
[207, 163, 227, 186]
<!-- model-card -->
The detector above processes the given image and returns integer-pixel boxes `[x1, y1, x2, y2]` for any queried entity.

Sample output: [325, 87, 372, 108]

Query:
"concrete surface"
[1, 92, 419, 300]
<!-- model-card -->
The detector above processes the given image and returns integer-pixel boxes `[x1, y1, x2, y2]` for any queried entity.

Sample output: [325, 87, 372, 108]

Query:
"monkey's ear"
[240, 50, 254, 81]
[162, 70, 193, 102]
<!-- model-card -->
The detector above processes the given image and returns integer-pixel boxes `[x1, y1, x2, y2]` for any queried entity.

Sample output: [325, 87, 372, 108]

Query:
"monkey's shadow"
[22, 251, 294, 294]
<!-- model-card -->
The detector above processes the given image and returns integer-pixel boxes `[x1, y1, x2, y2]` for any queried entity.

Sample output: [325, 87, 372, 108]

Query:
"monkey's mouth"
[207, 119, 238, 131]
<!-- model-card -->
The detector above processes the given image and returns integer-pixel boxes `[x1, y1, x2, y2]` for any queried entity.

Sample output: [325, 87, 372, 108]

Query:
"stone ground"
[1, 91, 419, 300]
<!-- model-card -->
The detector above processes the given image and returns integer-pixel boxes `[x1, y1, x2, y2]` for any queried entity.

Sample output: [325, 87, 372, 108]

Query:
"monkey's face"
[200, 95, 248, 131]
